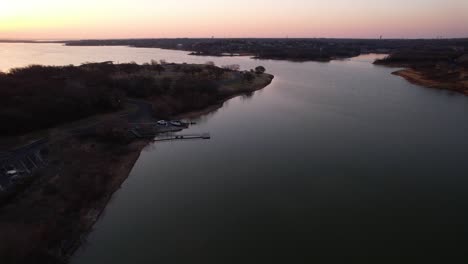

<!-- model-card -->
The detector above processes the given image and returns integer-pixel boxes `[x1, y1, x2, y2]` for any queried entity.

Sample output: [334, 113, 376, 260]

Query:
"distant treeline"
[374, 47, 468, 68]
[63, 38, 468, 61]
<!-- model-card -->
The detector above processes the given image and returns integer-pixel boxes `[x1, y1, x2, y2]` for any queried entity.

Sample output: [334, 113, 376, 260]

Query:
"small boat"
[6, 170, 18, 176]
[170, 120, 182, 127]
[156, 120, 168, 126]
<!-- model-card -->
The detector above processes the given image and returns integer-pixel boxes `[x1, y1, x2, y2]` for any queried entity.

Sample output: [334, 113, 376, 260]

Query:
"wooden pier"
[153, 133, 211, 142]
[128, 121, 209, 142]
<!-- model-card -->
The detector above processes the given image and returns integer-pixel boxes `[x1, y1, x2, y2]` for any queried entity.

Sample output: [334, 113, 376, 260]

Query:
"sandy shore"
[393, 69, 468, 95]
[392, 69, 440, 88]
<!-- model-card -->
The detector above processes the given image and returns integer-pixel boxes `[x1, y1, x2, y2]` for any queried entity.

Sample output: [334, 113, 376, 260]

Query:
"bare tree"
[222, 64, 241, 71]
[153, 64, 165, 75]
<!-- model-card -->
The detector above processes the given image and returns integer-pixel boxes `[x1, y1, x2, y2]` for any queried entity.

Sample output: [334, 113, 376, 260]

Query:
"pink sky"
[1, 0, 467, 39]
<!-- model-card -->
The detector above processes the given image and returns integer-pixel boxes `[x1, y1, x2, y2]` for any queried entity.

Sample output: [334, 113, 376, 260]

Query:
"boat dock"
[154, 133, 211, 142]
[128, 120, 210, 142]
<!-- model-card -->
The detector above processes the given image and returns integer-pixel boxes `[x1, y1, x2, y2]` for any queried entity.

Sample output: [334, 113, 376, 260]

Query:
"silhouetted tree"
[153, 64, 166, 75]
[243, 71, 255, 83]
[161, 77, 173, 92]
[210, 67, 225, 79]
[222, 64, 240, 71]
[255, 66, 266, 74]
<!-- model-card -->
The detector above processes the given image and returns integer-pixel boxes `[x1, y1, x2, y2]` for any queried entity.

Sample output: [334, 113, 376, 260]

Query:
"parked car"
[157, 120, 168, 126]
[170, 120, 182, 127]
[6, 169, 17, 176]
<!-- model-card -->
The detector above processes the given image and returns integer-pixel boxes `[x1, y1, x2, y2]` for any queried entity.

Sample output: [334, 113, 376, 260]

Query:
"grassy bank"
[392, 69, 468, 95]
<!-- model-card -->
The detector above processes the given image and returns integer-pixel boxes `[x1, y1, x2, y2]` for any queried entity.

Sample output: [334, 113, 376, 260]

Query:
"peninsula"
[0, 61, 273, 263]
[374, 47, 468, 95]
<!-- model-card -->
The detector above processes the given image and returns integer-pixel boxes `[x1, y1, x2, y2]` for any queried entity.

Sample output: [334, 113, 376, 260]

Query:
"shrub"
[243, 71, 255, 83]
[255, 66, 266, 74]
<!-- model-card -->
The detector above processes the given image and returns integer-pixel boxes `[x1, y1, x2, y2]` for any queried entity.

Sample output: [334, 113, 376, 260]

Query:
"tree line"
[0, 61, 265, 135]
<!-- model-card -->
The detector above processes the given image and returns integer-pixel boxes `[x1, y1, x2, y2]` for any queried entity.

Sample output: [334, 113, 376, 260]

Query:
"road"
[0, 98, 157, 188]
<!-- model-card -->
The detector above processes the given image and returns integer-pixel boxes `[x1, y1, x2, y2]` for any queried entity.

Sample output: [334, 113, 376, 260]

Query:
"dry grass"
[0, 136, 149, 263]
[393, 68, 468, 94]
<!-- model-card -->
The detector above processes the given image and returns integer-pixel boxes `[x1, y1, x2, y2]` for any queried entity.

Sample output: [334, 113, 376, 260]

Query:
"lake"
[2, 43, 468, 262]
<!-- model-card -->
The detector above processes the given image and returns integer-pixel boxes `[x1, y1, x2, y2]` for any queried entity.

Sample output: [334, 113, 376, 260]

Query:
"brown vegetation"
[0, 62, 271, 136]
[0, 136, 149, 264]
[375, 47, 468, 94]
[151, 66, 273, 117]
[0, 64, 124, 136]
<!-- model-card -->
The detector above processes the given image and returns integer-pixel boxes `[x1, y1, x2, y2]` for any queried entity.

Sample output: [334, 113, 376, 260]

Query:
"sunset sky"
[0, 0, 467, 39]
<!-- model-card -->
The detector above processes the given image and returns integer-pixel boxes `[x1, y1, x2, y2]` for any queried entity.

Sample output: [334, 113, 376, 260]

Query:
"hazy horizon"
[1, 0, 467, 40]
[2, 37, 468, 42]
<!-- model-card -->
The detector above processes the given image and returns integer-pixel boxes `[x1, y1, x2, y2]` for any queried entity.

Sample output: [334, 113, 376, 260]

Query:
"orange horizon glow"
[1, 0, 467, 40]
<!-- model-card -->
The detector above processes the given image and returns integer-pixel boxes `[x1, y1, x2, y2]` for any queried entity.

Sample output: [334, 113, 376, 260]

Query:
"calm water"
[2, 43, 468, 262]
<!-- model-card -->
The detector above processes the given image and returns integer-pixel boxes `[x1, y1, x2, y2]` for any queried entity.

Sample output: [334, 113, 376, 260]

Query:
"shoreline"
[153, 73, 275, 119]
[0, 136, 152, 263]
[176, 75, 273, 119]
[392, 68, 468, 95]
[65, 139, 150, 260]
[68, 73, 274, 262]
